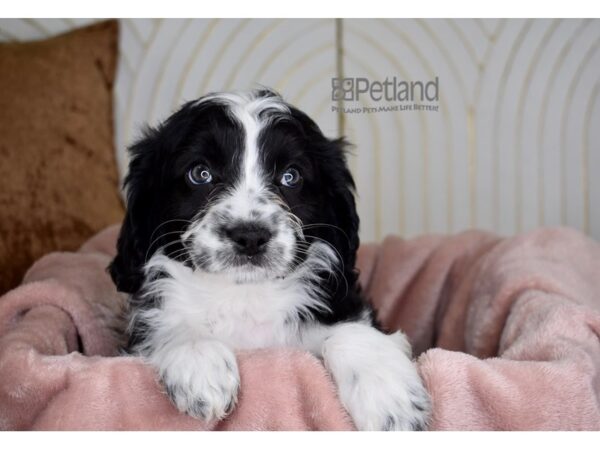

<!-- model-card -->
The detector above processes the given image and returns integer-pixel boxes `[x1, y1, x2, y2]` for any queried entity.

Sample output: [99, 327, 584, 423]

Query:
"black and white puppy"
[109, 89, 430, 431]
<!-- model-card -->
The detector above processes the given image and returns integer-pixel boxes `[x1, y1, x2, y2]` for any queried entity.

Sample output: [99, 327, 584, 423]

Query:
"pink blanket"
[1, 225, 600, 430]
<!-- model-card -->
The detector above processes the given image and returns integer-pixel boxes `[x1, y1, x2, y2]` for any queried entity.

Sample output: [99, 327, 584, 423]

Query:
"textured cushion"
[0, 20, 125, 294]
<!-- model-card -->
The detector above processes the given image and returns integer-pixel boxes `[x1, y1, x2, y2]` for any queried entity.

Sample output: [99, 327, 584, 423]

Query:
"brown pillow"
[0, 20, 125, 294]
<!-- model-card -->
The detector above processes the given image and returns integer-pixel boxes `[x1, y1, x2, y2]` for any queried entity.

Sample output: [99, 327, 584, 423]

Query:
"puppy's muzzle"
[224, 222, 273, 257]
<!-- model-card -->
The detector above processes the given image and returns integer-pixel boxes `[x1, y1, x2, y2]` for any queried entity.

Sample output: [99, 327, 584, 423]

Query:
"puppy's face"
[110, 90, 359, 292]
[179, 94, 317, 283]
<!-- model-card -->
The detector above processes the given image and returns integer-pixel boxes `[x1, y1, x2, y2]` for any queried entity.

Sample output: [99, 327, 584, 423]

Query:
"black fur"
[109, 89, 375, 348]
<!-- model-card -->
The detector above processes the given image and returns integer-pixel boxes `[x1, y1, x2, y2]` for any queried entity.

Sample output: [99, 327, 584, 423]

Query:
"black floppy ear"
[109, 206, 145, 294]
[109, 101, 202, 293]
[289, 104, 361, 270]
[109, 130, 160, 294]
[324, 137, 360, 269]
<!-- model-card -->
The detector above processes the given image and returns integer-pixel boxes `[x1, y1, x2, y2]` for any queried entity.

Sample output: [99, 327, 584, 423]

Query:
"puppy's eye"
[187, 165, 213, 185]
[280, 167, 302, 188]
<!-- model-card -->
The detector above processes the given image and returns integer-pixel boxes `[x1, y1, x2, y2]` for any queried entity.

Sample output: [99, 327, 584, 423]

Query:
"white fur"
[150, 338, 240, 421]
[183, 91, 298, 283]
[304, 322, 431, 431]
[136, 241, 337, 352]
[135, 247, 431, 429]
[132, 241, 338, 422]
[196, 91, 289, 197]
[134, 91, 431, 429]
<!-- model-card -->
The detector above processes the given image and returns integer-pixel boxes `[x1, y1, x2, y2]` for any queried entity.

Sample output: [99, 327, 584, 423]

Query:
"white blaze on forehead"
[231, 102, 264, 193]
[184, 91, 301, 280]
[197, 91, 290, 217]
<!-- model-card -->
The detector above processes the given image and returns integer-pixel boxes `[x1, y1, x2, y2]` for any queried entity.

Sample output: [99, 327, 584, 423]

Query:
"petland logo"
[331, 76, 440, 113]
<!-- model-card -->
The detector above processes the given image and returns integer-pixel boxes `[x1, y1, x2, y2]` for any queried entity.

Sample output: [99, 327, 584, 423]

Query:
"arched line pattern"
[380, 19, 457, 233]
[444, 19, 480, 70]
[515, 19, 562, 231]
[536, 19, 592, 226]
[348, 23, 430, 233]
[299, 71, 340, 121]
[475, 19, 497, 40]
[273, 41, 333, 94]
[344, 26, 420, 236]
[313, 88, 342, 133]
[121, 19, 155, 99]
[22, 18, 50, 36]
[116, 20, 139, 78]
[123, 19, 161, 148]
[416, 19, 478, 232]
[252, 20, 330, 89]
[342, 50, 385, 240]
[560, 34, 600, 227]
[114, 19, 149, 174]
[583, 82, 599, 234]
[127, 20, 150, 46]
[222, 19, 285, 89]
[491, 19, 534, 231]
[231, 19, 337, 136]
[116, 52, 134, 78]
[470, 19, 508, 228]
[283, 63, 338, 139]
[196, 19, 252, 96]
[148, 19, 193, 120]
[285, 64, 337, 139]
[557, 25, 598, 225]
[288, 65, 336, 107]
[335, 20, 355, 176]
[466, 105, 477, 224]
[173, 19, 220, 106]
[470, 19, 508, 104]
[416, 19, 470, 98]
[335, 18, 345, 138]
[62, 18, 76, 27]
[0, 27, 16, 40]
[2, 19, 598, 240]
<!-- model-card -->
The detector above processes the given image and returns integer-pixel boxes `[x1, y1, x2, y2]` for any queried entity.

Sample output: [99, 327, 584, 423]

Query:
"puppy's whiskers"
[297, 237, 349, 298]
[145, 230, 188, 263]
[299, 223, 352, 247]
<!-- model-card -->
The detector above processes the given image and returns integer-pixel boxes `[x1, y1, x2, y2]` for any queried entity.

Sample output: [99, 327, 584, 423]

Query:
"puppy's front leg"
[145, 338, 240, 422]
[301, 322, 431, 431]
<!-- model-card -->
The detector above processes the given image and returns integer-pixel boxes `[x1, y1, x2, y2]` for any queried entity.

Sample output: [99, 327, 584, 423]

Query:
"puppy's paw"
[157, 341, 240, 422]
[373, 377, 431, 431]
[322, 323, 431, 431]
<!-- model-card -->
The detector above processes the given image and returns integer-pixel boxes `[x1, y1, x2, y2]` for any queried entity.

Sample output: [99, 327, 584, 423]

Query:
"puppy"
[109, 89, 430, 431]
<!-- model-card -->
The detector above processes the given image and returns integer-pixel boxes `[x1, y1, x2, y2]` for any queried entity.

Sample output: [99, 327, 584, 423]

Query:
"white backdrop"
[1, 18, 599, 242]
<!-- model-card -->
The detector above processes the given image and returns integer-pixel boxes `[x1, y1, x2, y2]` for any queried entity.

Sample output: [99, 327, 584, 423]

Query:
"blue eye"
[280, 167, 302, 188]
[187, 165, 213, 185]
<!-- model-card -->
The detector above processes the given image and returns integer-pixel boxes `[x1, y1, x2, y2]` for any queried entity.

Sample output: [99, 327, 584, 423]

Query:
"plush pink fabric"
[1, 225, 599, 430]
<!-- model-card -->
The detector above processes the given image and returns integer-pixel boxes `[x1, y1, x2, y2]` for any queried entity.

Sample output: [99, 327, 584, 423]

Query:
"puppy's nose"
[225, 223, 272, 256]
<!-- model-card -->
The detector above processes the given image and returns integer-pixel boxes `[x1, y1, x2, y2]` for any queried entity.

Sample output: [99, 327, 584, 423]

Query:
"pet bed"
[1, 225, 599, 430]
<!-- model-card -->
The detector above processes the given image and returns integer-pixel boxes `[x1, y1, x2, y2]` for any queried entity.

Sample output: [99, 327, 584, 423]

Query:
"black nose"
[225, 223, 272, 256]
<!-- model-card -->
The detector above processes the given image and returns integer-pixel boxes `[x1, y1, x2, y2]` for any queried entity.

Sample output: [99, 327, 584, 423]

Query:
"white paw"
[322, 323, 431, 431]
[154, 340, 240, 422]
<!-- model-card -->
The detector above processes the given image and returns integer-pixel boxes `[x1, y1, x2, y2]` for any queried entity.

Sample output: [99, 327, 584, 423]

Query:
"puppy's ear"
[289, 106, 360, 269]
[109, 205, 145, 295]
[109, 130, 159, 294]
[324, 137, 360, 269]
[110, 208, 144, 293]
